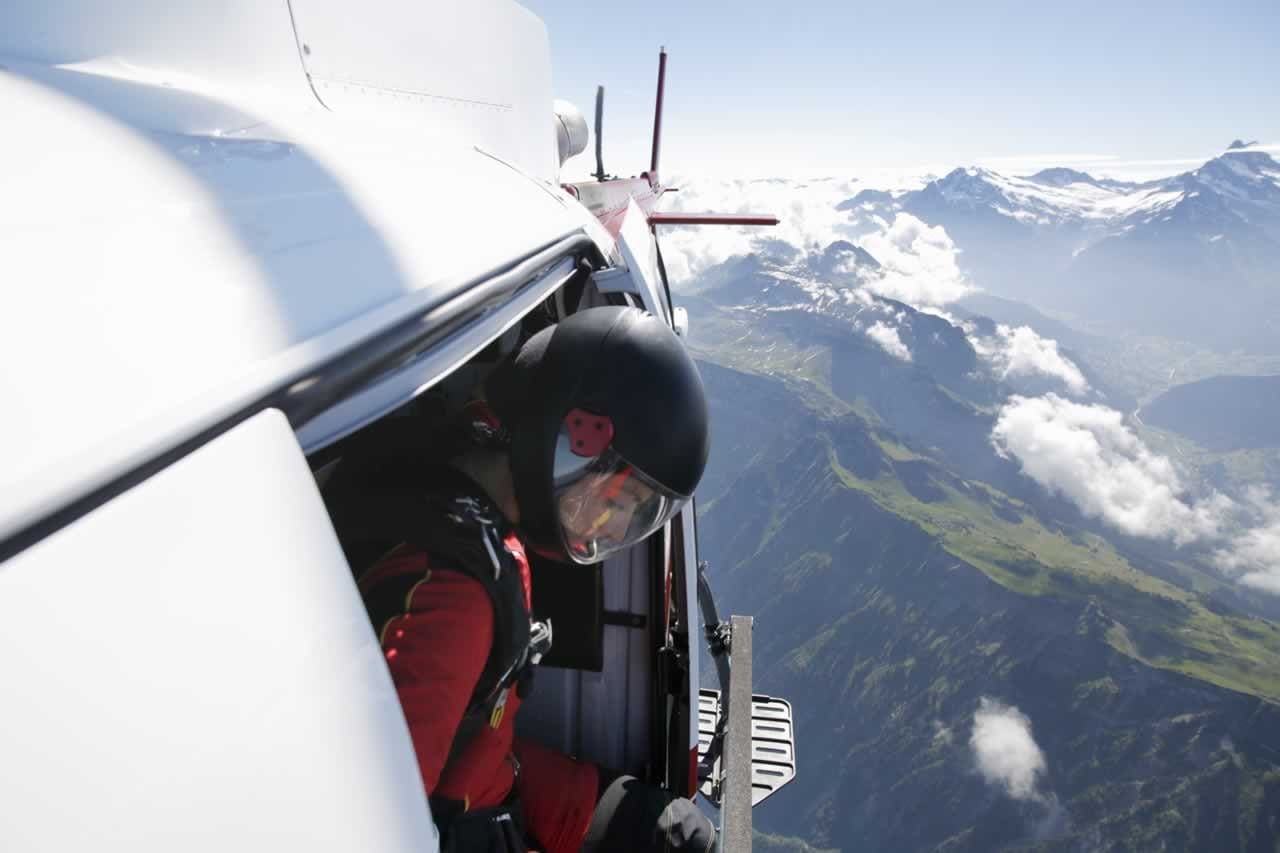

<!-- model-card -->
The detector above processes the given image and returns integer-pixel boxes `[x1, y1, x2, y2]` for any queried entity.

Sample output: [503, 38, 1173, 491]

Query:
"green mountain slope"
[822, 435, 1280, 703]
[696, 359, 1280, 852]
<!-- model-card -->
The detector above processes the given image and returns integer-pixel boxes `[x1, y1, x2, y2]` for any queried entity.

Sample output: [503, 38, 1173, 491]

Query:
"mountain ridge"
[861, 147, 1280, 351]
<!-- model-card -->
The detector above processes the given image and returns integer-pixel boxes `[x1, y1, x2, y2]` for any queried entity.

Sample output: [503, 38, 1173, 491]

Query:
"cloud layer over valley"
[660, 177, 965, 308]
[970, 326, 1089, 395]
[856, 214, 971, 308]
[1215, 489, 1280, 595]
[664, 171, 1280, 594]
[991, 395, 1280, 590]
[662, 177, 1090, 395]
[991, 395, 1227, 544]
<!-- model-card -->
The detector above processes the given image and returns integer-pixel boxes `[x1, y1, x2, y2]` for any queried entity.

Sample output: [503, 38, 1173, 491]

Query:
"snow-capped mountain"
[1173, 147, 1280, 236]
[857, 145, 1280, 351]
[663, 143, 1279, 353]
[689, 240, 889, 320]
[906, 165, 1173, 226]
[684, 239, 1117, 406]
[891, 145, 1280, 234]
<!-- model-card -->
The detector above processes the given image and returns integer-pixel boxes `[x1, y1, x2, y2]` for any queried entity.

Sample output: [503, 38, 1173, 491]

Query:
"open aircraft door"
[0, 410, 439, 853]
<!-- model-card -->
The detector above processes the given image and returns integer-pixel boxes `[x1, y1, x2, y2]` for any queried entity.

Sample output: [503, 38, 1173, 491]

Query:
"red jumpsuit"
[359, 538, 600, 853]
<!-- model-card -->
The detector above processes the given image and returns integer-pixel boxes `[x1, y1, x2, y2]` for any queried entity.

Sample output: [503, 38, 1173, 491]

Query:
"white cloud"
[864, 320, 912, 361]
[1219, 523, 1280, 594]
[1230, 142, 1280, 155]
[974, 144, 1280, 181]
[970, 698, 1048, 801]
[993, 398, 1280, 594]
[859, 214, 972, 307]
[656, 182, 971, 312]
[972, 325, 1089, 395]
[1215, 488, 1280, 594]
[658, 177, 862, 283]
[991, 395, 1229, 544]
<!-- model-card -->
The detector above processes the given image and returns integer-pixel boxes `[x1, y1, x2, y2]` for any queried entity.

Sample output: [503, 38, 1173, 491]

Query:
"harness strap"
[325, 447, 552, 816]
[430, 787, 528, 853]
[334, 466, 535, 704]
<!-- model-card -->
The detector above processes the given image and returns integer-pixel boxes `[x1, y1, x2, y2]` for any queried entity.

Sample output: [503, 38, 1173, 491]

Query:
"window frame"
[0, 231, 601, 565]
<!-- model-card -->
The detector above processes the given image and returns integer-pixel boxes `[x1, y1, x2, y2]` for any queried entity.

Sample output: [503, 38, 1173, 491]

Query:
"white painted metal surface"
[0, 4, 711, 842]
[0, 0, 316, 112]
[597, 198, 672, 323]
[0, 410, 438, 852]
[0, 0, 606, 545]
[294, 258, 577, 451]
[554, 99, 590, 168]
[673, 305, 690, 338]
[290, 0, 557, 182]
[680, 507, 703, 757]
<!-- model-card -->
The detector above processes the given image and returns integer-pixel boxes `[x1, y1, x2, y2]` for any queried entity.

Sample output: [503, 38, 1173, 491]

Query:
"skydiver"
[326, 306, 716, 853]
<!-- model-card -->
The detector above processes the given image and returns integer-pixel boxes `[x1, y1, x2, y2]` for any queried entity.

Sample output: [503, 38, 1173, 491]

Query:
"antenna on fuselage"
[649, 47, 667, 181]
[593, 85, 607, 182]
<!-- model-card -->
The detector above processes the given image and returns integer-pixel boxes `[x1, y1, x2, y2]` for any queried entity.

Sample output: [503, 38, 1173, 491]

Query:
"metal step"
[696, 688, 797, 807]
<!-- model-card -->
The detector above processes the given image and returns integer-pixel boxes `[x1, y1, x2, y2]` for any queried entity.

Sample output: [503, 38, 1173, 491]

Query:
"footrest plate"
[696, 688, 796, 807]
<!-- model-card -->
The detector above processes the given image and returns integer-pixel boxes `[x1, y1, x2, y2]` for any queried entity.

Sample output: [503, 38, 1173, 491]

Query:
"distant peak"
[1026, 166, 1098, 187]
[812, 240, 880, 273]
[1203, 146, 1278, 173]
[825, 239, 879, 264]
[1227, 139, 1260, 151]
[824, 239, 859, 254]
[937, 166, 996, 187]
[835, 188, 894, 210]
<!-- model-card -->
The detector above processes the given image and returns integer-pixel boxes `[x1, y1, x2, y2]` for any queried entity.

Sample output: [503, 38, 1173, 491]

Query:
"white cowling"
[554, 99, 589, 167]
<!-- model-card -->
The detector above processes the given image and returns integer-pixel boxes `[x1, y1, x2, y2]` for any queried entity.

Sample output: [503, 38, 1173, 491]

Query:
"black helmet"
[486, 306, 709, 564]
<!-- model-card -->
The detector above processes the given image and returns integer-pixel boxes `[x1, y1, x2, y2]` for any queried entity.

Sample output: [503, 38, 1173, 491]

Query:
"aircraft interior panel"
[516, 540, 656, 778]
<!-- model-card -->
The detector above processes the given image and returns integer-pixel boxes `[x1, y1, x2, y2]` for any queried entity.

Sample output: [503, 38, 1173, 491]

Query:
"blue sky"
[523, 0, 1280, 180]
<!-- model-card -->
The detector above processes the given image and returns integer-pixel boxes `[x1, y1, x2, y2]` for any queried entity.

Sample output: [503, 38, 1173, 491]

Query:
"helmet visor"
[552, 425, 688, 564]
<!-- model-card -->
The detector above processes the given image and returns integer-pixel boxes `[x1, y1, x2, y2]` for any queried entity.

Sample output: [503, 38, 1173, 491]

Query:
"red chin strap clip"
[565, 408, 613, 457]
